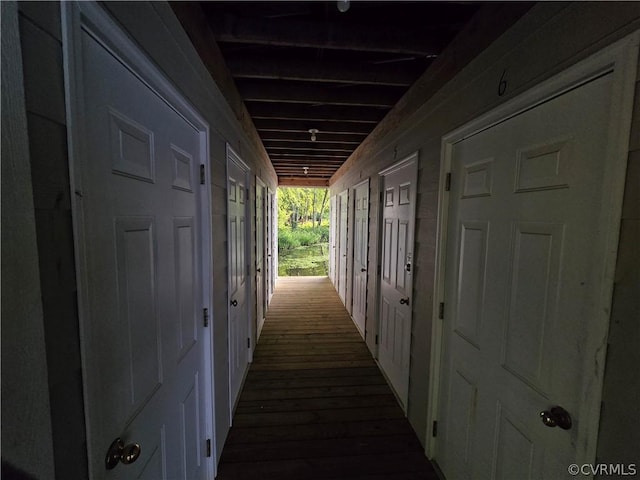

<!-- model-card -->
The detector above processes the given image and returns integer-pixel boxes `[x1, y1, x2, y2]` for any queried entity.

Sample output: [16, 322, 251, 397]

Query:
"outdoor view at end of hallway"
[217, 277, 437, 479]
[278, 188, 330, 277]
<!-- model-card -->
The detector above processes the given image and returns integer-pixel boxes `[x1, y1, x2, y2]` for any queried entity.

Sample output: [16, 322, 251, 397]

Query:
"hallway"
[217, 277, 438, 479]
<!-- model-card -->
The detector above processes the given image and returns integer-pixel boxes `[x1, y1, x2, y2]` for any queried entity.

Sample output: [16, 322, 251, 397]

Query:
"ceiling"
[198, 1, 482, 185]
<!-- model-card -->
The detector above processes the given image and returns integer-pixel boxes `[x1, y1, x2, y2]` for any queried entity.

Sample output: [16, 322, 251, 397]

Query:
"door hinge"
[200, 164, 206, 185]
[445, 172, 451, 192]
[432, 421, 438, 437]
[375, 334, 379, 345]
[247, 337, 251, 349]
[438, 302, 445, 320]
[206, 438, 212, 457]
[203, 308, 209, 327]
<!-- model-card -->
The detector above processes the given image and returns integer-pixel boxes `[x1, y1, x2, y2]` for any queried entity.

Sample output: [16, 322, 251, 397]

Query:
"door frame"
[425, 33, 639, 460]
[350, 179, 370, 338]
[226, 143, 252, 416]
[62, 2, 216, 476]
[255, 176, 267, 339]
[337, 189, 350, 304]
[375, 152, 419, 409]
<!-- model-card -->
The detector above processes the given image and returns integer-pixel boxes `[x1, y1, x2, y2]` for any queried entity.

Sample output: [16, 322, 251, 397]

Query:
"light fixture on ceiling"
[303, 166, 309, 175]
[337, 0, 350, 13]
[308, 128, 319, 142]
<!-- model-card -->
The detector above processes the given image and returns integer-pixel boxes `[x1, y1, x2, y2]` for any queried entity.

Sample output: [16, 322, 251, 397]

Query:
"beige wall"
[329, 2, 640, 449]
[1, 2, 55, 478]
[11, 1, 277, 476]
[596, 66, 640, 469]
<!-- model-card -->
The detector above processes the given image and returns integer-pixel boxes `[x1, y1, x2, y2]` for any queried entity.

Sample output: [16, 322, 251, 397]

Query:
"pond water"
[279, 243, 329, 276]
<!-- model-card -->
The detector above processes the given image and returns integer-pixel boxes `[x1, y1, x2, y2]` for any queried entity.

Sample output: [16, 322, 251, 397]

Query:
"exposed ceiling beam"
[247, 103, 384, 123]
[264, 143, 354, 153]
[225, 54, 419, 86]
[211, 14, 444, 55]
[258, 131, 364, 143]
[279, 177, 329, 187]
[253, 119, 373, 135]
[271, 154, 348, 161]
[236, 79, 402, 107]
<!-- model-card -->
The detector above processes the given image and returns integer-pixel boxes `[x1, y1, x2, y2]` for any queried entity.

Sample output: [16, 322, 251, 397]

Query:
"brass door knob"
[540, 406, 572, 430]
[105, 438, 141, 470]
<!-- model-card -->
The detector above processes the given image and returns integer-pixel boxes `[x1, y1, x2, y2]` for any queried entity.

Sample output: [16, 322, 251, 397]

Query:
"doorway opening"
[277, 187, 330, 276]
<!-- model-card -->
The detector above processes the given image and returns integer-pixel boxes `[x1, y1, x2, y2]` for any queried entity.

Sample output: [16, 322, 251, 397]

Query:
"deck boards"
[216, 276, 438, 480]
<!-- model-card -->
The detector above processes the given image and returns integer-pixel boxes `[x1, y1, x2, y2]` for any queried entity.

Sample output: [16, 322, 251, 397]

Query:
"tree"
[277, 187, 329, 228]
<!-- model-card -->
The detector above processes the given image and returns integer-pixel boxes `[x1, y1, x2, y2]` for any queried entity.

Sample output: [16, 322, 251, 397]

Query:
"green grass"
[278, 225, 329, 252]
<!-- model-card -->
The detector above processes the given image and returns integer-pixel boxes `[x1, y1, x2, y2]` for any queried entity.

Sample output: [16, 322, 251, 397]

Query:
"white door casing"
[64, 3, 214, 478]
[265, 187, 272, 303]
[352, 180, 370, 338]
[270, 190, 278, 294]
[377, 154, 418, 410]
[329, 195, 337, 285]
[338, 190, 349, 304]
[430, 36, 638, 479]
[227, 146, 250, 415]
[255, 178, 266, 339]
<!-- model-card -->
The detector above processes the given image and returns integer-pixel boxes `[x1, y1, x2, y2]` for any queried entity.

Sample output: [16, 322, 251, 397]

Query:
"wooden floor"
[217, 276, 439, 480]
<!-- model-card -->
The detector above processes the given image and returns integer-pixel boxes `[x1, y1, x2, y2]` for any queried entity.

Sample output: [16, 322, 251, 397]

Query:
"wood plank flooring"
[216, 277, 438, 480]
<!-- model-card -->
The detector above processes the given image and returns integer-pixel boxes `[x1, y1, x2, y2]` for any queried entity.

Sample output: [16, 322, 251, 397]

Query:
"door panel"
[352, 181, 369, 337]
[338, 190, 349, 303]
[256, 179, 266, 338]
[329, 195, 337, 285]
[78, 27, 208, 479]
[378, 156, 418, 409]
[227, 149, 250, 411]
[437, 73, 616, 479]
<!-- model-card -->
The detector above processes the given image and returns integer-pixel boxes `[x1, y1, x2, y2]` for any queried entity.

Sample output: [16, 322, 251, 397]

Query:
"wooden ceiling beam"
[265, 146, 353, 154]
[236, 79, 402, 107]
[225, 55, 418, 87]
[272, 159, 345, 166]
[259, 131, 364, 144]
[254, 119, 373, 135]
[211, 14, 443, 55]
[263, 141, 355, 151]
[278, 177, 330, 187]
[247, 103, 384, 123]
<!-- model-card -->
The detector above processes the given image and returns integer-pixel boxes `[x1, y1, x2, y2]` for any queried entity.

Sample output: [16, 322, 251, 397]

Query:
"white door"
[329, 195, 337, 285]
[352, 180, 370, 337]
[227, 147, 250, 412]
[255, 178, 266, 338]
[75, 22, 210, 480]
[378, 154, 418, 409]
[437, 73, 621, 479]
[265, 188, 272, 302]
[338, 190, 349, 303]
[270, 190, 278, 295]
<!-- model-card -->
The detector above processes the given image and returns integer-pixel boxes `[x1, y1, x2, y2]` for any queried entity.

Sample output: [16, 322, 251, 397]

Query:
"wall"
[595, 63, 640, 469]
[1, 2, 55, 478]
[11, 1, 277, 476]
[14, 2, 87, 477]
[330, 2, 640, 448]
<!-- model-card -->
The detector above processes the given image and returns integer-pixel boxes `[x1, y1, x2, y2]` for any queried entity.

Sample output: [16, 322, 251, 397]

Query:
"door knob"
[230, 299, 238, 307]
[361, 268, 366, 272]
[399, 297, 410, 305]
[105, 438, 141, 470]
[256, 268, 261, 273]
[540, 406, 572, 430]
